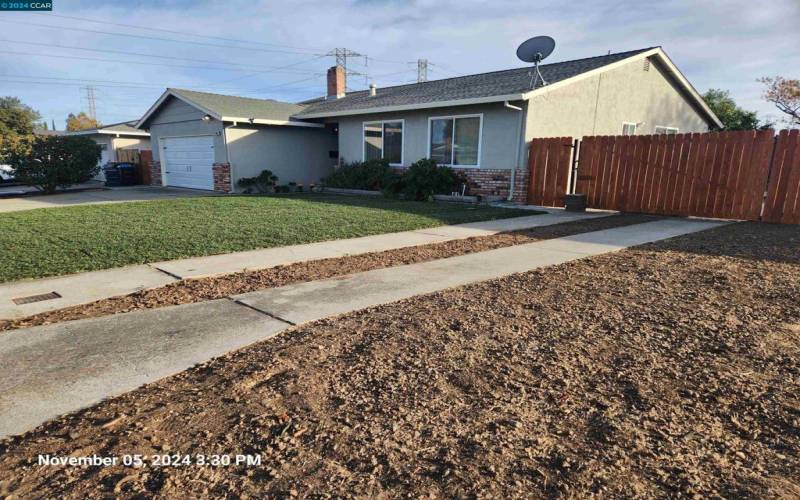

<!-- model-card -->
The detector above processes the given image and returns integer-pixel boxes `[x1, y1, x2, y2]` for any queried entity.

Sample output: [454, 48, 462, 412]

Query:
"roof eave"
[222, 117, 324, 128]
[294, 93, 527, 119]
[134, 89, 222, 129]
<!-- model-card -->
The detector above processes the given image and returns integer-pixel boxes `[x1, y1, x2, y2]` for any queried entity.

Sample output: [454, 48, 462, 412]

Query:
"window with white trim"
[429, 114, 482, 167]
[654, 126, 679, 135]
[363, 120, 403, 165]
[622, 122, 637, 135]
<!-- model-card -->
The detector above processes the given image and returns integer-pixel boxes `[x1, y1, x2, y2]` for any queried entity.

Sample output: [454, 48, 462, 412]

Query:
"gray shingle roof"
[101, 121, 145, 134]
[169, 88, 307, 121]
[295, 48, 656, 118]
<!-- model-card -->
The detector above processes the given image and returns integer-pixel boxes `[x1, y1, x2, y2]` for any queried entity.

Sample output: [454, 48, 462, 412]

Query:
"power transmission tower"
[417, 59, 428, 83]
[83, 85, 97, 119]
[327, 48, 368, 89]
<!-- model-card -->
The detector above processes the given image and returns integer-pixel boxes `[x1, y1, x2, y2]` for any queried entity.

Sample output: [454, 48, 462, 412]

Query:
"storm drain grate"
[12, 291, 62, 305]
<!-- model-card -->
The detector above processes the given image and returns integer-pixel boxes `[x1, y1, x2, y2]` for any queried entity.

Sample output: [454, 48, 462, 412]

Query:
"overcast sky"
[1, 0, 797, 128]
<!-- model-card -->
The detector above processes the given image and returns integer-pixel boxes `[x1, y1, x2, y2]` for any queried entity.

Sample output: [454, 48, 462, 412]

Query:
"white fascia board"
[134, 89, 222, 129]
[520, 48, 723, 129]
[294, 93, 526, 119]
[97, 130, 150, 137]
[222, 117, 325, 128]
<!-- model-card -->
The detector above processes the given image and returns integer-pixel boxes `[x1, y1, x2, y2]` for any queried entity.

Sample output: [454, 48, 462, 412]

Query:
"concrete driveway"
[0, 185, 215, 213]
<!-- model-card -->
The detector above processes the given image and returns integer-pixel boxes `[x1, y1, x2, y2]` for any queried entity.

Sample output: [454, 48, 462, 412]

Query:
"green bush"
[401, 158, 463, 201]
[323, 159, 400, 191]
[3, 135, 101, 193]
[237, 169, 278, 193]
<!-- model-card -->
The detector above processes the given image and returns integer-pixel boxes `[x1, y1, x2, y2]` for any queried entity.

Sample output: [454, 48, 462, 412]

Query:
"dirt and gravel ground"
[0, 214, 657, 332]
[1, 221, 798, 498]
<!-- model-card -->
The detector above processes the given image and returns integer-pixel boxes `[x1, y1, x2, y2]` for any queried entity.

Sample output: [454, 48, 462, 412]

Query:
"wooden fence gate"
[559, 128, 800, 224]
[526, 136, 573, 206]
[763, 130, 800, 224]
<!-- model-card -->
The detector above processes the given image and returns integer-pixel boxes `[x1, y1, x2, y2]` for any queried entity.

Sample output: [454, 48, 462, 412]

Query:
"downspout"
[504, 100, 524, 202]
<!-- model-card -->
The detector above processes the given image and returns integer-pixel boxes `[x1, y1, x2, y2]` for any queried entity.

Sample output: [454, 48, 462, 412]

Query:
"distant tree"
[760, 76, 800, 126]
[0, 96, 41, 137]
[702, 89, 767, 130]
[3, 135, 101, 193]
[66, 112, 100, 131]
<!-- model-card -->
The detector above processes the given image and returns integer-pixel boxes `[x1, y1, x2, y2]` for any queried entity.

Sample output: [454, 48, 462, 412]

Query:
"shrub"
[237, 169, 278, 193]
[3, 135, 101, 193]
[401, 158, 462, 201]
[323, 159, 399, 191]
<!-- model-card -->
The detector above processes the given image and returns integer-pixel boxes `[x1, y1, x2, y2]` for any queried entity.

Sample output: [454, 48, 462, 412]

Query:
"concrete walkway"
[0, 185, 214, 213]
[0, 210, 604, 319]
[0, 218, 726, 438]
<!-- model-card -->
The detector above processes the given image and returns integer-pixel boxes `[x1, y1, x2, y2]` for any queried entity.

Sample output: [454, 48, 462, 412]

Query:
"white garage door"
[162, 136, 215, 190]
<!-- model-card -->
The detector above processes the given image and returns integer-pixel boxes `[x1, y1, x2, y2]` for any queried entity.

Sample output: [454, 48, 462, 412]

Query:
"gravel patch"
[0, 214, 656, 332]
[0, 221, 798, 497]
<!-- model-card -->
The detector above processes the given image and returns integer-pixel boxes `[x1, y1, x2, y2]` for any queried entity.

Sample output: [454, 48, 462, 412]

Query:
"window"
[622, 122, 637, 135]
[655, 126, 679, 135]
[363, 120, 403, 165]
[429, 114, 482, 167]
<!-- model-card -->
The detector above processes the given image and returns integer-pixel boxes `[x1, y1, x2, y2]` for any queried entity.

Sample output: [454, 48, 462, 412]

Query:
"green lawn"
[0, 194, 535, 283]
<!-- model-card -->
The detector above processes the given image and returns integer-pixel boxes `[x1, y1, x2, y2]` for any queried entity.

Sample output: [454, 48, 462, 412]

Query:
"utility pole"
[83, 85, 97, 119]
[417, 59, 428, 83]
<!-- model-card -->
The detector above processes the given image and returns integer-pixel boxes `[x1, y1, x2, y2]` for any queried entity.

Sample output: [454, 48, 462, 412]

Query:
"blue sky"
[1, 0, 797, 129]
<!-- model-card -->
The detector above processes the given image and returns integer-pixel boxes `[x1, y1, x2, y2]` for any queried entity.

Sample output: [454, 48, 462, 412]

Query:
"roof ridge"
[343, 46, 659, 95]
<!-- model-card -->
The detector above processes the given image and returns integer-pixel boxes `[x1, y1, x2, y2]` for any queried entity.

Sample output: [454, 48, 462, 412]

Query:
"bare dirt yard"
[1, 221, 798, 498]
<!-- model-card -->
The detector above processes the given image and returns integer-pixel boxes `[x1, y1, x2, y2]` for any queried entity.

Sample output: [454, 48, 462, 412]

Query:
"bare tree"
[760, 76, 800, 126]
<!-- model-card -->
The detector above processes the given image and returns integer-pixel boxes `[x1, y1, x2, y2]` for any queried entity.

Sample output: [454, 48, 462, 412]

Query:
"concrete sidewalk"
[0, 210, 604, 319]
[0, 218, 726, 438]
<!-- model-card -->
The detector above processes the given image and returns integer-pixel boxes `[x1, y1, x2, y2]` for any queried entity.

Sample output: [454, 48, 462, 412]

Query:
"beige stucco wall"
[524, 56, 711, 141]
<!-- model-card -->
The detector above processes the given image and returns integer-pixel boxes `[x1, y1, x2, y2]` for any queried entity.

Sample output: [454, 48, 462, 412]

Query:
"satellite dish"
[516, 36, 555, 63]
[516, 35, 555, 88]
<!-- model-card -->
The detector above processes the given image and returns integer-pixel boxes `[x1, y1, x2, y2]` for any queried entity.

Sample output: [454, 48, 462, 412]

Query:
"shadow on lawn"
[260, 192, 539, 222]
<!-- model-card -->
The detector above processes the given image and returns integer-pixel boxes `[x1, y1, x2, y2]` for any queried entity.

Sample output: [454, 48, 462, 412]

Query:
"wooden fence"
[526, 136, 573, 206]
[542, 128, 800, 224]
[763, 130, 800, 224]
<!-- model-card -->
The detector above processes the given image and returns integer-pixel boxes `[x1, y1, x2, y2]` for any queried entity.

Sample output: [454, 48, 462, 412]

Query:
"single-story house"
[135, 89, 337, 191]
[65, 121, 151, 168]
[136, 46, 721, 201]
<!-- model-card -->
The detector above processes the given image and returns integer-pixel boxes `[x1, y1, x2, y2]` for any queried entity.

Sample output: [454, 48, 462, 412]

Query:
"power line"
[0, 49, 318, 74]
[0, 40, 324, 73]
[0, 19, 323, 56]
[34, 12, 329, 52]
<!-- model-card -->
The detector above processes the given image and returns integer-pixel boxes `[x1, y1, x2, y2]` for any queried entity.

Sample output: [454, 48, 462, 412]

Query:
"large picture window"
[429, 114, 482, 167]
[363, 120, 403, 165]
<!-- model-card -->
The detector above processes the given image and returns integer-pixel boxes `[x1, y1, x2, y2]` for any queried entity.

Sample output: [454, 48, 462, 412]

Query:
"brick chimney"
[327, 65, 345, 99]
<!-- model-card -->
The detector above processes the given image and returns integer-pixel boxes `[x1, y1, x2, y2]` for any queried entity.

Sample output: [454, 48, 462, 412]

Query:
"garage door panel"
[162, 136, 215, 190]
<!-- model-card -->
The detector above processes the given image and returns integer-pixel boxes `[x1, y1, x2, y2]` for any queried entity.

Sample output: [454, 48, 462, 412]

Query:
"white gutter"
[222, 117, 324, 128]
[295, 93, 527, 119]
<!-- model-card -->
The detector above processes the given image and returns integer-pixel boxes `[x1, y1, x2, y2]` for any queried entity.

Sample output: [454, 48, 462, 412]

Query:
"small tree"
[66, 112, 100, 131]
[760, 76, 800, 126]
[0, 96, 41, 137]
[237, 169, 278, 193]
[4, 135, 101, 193]
[702, 89, 767, 130]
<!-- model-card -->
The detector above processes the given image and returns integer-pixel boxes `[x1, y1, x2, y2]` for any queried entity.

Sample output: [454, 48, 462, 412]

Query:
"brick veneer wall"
[212, 162, 232, 193]
[149, 161, 162, 186]
[392, 167, 531, 204]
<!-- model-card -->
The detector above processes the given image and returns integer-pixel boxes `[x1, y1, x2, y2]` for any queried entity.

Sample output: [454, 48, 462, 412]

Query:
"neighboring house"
[135, 89, 337, 191]
[135, 46, 720, 201]
[65, 121, 151, 168]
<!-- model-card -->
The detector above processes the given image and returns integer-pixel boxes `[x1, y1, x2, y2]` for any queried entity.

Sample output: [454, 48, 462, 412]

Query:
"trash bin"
[564, 193, 587, 212]
[103, 162, 138, 187]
